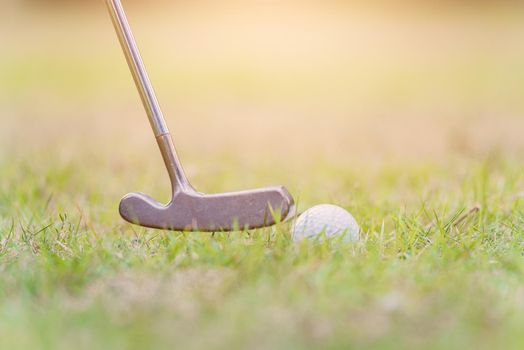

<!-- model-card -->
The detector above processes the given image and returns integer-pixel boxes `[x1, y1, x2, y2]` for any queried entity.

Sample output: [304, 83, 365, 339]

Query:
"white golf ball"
[291, 204, 360, 242]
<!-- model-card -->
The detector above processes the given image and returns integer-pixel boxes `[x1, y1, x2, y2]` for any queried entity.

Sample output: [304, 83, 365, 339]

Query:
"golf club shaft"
[106, 0, 192, 191]
[106, 0, 169, 137]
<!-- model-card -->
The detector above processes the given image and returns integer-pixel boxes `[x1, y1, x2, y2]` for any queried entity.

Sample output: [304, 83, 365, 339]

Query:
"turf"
[1, 154, 523, 349]
[1, 3, 524, 349]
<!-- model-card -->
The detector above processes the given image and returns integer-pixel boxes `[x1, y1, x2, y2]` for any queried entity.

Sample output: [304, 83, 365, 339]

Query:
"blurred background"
[2, 3, 524, 348]
[1, 0, 524, 207]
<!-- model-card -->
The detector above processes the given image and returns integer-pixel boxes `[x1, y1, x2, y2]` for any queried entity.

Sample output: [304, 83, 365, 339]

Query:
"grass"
[0, 156, 522, 349]
[1, 3, 524, 349]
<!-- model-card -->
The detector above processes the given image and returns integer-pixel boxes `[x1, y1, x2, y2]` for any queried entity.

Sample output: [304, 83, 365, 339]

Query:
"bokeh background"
[1, 0, 524, 210]
[1, 2, 524, 349]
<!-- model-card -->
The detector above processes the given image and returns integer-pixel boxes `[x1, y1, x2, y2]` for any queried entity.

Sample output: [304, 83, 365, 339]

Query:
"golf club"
[106, 0, 295, 231]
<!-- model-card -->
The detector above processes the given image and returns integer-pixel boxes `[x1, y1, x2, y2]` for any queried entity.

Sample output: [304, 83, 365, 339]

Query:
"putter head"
[119, 186, 295, 232]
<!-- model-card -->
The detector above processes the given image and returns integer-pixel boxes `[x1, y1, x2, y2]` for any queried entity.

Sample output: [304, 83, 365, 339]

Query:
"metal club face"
[106, 0, 295, 231]
[119, 186, 295, 232]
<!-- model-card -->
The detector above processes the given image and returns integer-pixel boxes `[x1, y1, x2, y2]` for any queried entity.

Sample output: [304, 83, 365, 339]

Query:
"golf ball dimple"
[291, 204, 360, 242]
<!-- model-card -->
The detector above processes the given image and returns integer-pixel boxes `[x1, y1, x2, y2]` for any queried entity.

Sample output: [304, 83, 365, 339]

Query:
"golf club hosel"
[156, 133, 192, 193]
[106, 0, 169, 137]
